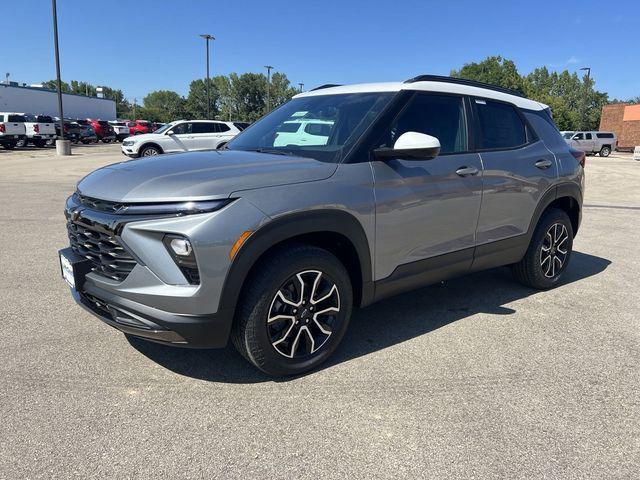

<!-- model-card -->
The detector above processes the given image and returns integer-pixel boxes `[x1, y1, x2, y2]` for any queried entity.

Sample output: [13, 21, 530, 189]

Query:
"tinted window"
[216, 123, 230, 132]
[8, 115, 26, 122]
[36, 115, 54, 123]
[234, 122, 250, 131]
[170, 123, 191, 134]
[585, 133, 592, 140]
[574, 133, 584, 140]
[192, 122, 216, 134]
[305, 123, 333, 137]
[523, 110, 568, 151]
[381, 93, 467, 154]
[476, 100, 526, 149]
[277, 122, 301, 133]
[596, 132, 614, 138]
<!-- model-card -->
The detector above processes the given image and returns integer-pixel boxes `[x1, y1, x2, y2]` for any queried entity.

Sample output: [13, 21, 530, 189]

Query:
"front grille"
[76, 194, 125, 214]
[67, 220, 137, 282]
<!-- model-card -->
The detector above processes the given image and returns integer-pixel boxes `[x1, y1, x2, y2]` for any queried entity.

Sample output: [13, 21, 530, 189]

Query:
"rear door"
[472, 98, 557, 249]
[372, 92, 483, 280]
[190, 122, 222, 149]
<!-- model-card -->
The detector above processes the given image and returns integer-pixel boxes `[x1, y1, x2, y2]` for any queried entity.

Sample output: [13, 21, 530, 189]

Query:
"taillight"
[0, 123, 5, 133]
[570, 148, 586, 168]
[34, 124, 40, 133]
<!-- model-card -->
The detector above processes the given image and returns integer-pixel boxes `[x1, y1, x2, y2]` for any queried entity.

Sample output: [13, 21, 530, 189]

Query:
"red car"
[127, 120, 152, 136]
[86, 119, 116, 143]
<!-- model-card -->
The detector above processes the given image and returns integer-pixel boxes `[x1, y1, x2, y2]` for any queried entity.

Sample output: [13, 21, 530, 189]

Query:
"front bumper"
[71, 282, 234, 347]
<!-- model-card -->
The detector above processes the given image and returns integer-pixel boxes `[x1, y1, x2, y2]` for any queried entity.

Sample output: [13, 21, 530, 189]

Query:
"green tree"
[185, 77, 222, 119]
[451, 56, 525, 94]
[142, 90, 187, 123]
[228, 72, 267, 122]
[269, 72, 299, 110]
[42, 79, 71, 93]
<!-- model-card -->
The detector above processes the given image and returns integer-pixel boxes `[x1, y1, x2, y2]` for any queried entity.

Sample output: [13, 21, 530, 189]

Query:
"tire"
[599, 146, 611, 157]
[231, 244, 353, 376]
[2, 142, 16, 150]
[33, 140, 46, 148]
[140, 145, 161, 157]
[102, 138, 112, 144]
[512, 208, 573, 289]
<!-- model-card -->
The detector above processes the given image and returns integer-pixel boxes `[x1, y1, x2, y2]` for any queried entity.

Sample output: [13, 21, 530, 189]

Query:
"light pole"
[199, 34, 215, 120]
[264, 65, 274, 113]
[51, 0, 70, 155]
[580, 67, 592, 130]
[298, 82, 304, 92]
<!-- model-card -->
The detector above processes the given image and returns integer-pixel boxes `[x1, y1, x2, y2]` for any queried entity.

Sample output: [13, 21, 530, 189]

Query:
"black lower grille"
[67, 220, 137, 282]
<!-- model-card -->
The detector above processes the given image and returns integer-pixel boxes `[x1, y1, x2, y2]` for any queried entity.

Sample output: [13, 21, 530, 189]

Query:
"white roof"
[295, 81, 548, 111]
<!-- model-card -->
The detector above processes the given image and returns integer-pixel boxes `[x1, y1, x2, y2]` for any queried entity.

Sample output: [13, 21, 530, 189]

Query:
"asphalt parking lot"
[1, 144, 638, 479]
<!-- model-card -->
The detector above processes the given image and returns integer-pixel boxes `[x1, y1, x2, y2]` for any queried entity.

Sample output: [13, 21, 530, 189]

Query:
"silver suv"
[59, 75, 584, 376]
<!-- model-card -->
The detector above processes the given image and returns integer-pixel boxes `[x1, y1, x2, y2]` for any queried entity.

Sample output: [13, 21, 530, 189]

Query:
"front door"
[166, 122, 199, 152]
[372, 92, 483, 280]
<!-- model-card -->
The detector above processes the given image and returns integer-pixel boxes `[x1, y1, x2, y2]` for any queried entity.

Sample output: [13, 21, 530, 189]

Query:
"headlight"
[162, 234, 199, 284]
[122, 140, 134, 146]
[117, 199, 232, 215]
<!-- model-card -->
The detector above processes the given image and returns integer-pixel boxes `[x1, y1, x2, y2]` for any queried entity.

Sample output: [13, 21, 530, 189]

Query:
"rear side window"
[381, 93, 468, 154]
[8, 115, 26, 122]
[475, 100, 527, 150]
[596, 132, 614, 139]
[192, 122, 216, 134]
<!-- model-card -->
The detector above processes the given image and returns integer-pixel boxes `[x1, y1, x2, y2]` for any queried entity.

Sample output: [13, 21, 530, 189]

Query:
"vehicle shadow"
[127, 250, 610, 384]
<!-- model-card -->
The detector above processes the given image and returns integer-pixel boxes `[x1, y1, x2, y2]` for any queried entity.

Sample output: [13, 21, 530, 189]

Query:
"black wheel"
[599, 146, 611, 157]
[512, 208, 573, 289]
[102, 138, 112, 144]
[140, 145, 161, 157]
[33, 140, 46, 148]
[232, 244, 353, 376]
[2, 142, 16, 150]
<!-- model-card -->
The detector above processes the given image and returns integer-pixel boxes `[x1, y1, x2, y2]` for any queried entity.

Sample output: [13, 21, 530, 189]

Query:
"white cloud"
[566, 56, 580, 65]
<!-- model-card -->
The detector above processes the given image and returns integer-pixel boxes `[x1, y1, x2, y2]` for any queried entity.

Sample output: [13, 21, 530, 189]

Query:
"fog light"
[170, 238, 192, 256]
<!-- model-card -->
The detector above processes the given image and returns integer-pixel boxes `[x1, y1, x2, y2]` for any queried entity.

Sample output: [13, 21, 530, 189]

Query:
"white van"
[274, 119, 334, 147]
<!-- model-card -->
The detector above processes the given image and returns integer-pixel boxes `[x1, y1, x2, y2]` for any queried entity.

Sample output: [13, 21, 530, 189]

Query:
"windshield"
[562, 132, 574, 139]
[227, 92, 394, 162]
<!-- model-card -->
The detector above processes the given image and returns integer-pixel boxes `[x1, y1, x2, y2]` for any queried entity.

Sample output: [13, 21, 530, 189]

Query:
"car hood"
[77, 150, 338, 202]
[124, 133, 156, 142]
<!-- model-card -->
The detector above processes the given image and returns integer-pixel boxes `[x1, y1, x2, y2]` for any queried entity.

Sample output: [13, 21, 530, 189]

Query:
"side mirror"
[572, 135, 580, 140]
[166, 130, 175, 136]
[374, 132, 441, 161]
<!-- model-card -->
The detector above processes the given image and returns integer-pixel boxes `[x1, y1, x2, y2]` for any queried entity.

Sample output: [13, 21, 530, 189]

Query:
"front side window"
[379, 93, 468, 154]
[170, 123, 192, 135]
[227, 92, 394, 163]
[476, 100, 527, 150]
[574, 133, 584, 140]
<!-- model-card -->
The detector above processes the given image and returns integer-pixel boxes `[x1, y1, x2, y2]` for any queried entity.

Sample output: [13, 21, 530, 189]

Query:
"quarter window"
[476, 100, 527, 150]
[381, 93, 468, 154]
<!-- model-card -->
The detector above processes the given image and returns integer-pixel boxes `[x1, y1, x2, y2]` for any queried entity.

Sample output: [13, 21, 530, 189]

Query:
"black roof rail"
[310, 84, 342, 91]
[404, 74, 524, 98]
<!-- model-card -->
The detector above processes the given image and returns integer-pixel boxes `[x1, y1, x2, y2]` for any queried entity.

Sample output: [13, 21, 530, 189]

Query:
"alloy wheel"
[142, 148, 159, 156]
[267, 270, 340, 358]
[540, 223, 569, 278]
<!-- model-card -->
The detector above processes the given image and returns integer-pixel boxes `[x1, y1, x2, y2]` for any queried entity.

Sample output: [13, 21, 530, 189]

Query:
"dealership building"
[599, 103, 640, 150]
[0, 83, 116, 120]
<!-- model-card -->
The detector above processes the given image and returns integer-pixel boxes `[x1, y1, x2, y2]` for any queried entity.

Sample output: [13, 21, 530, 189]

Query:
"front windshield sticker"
[291, 111, 308, 117]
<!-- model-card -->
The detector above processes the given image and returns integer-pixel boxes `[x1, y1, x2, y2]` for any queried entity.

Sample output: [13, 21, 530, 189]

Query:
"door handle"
[456, 166, 479, 177]
[535, 159, 553, 169]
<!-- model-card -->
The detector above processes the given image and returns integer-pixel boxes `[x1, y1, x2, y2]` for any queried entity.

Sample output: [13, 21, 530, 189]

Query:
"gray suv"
[59, 75, 584, 376]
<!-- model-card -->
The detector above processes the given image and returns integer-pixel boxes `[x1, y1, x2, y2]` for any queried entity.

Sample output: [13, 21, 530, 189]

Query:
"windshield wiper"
[247, 148, 295, 156]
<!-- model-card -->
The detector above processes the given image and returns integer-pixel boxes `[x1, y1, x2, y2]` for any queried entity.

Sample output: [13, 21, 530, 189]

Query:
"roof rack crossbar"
[404, 75, 524, 98]
[310, 84, 342, 91]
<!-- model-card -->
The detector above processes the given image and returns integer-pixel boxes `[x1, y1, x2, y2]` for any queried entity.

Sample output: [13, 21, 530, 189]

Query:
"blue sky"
[1, 0, 638, 101]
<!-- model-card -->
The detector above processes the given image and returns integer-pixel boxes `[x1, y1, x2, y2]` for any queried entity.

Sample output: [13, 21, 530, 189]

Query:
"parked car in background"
[55, 118, 83, 143]
[128, 120, 152, 136]
[233, 122, 251, 131]
[23, 114, 56, 147]
[564, 131, 617, 157]
[0, 112, 26, 149]
[108, 120, 131, 142]
[151, 122, 166, 132]
[634, 146, 640, 161]
[274, 119, 334, 147]
[78, 125, 98, 144]
[60, 76, 584, 375]
[121, 120, 241, 157]
[87, 119, 116, 143]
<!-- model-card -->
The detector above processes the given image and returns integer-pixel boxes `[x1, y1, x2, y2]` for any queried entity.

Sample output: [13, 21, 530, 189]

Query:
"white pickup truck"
[0, 112, 27, 150]
[23, 114, 57, 147]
